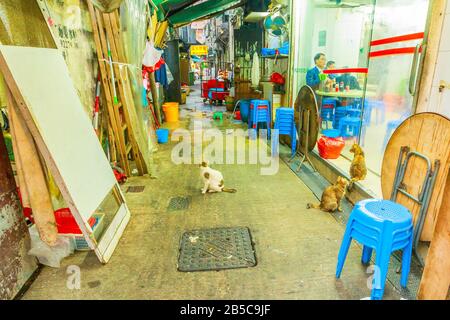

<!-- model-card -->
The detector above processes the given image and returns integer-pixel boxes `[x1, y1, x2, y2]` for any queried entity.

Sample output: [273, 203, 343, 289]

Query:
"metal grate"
[126, 186, 145, 193]
[178, 227, 257, 272]
[167, 196, 190, 211]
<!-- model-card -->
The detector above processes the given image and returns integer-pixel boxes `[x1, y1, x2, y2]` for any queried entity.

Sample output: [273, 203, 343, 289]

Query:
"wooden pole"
[149, 72, 162, 124]
[7, 89, 58, 246]
[418, 173, 450, 299]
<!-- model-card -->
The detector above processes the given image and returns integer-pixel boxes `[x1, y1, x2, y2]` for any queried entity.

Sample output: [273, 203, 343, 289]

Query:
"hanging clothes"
[155, 63, 168, 88]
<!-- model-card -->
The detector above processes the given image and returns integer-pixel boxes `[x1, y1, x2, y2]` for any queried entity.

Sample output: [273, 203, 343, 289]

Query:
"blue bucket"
[156, 128, 169, 144]
[238, 99, 251, 123]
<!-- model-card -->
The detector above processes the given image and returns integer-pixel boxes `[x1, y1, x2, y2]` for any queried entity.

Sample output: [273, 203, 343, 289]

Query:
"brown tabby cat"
[349, 143, 367, 189]
[307, 176, 349, 212]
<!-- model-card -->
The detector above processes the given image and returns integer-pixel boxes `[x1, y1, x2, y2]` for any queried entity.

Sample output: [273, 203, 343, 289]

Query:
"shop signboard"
[190, 45, 208, 56]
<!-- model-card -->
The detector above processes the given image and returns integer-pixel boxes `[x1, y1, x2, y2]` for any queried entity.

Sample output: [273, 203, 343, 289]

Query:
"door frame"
[414, 0, 448, 114]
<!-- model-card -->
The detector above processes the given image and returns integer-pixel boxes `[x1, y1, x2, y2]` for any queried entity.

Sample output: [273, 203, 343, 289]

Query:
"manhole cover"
[126, 186, 145, 193]
[167, 196, 190, 211]
[178, 227, 256, 272]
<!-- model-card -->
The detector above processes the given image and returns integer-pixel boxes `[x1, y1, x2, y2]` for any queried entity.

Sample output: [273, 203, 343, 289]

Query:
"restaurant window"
[291, 0, 430, 197]
[291, 0, 377, 193]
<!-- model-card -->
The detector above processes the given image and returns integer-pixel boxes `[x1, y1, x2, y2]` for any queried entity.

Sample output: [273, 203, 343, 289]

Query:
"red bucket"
[318, 136, 345, 159]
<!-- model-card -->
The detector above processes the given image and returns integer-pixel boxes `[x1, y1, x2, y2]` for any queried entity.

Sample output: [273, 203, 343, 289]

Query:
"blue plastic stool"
[364, 99, 386, 125]
[381, 119, 403, 152]
[272, 108, 297, 156]
[333, 106, 349, 129]
[322, 98, 337, 129]
[321, 107, 334, 129]
[321, 129, 340, 138]
[352, 98, 363, 109]
[346, 107, 362, 118]
[339, 116, 361, 138]
[336, 199, 413, 300]
[248, 100, 271, 139]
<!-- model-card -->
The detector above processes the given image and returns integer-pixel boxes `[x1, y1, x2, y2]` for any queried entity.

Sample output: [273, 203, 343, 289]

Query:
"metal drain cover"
[126, 186, 145, 193]
[178, 227, 256, 272]
[168, 196, 190, 211]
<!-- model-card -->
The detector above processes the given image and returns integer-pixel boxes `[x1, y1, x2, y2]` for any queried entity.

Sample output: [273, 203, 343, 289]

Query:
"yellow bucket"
[163, 102, 179, 122]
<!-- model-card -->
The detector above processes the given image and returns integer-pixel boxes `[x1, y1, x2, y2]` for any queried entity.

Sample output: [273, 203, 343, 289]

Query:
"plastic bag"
[318, 136, 345, 159]
[142, 41, 162, 68]
[28, 225, 74, 268]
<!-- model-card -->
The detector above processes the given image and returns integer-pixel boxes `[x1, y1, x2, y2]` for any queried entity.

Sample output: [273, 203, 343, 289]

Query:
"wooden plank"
[91, 3, 129, 167]
[415, 0, 447, 113]
[0, 45, 130, 263]
[418, 173, 450, 299]
[381, 113, 450, 241]
[87, 0, 129, 174]
[96, 8, 133, 175]
[6, 89, 58, 246]
[8, 111, 30, 209]
[103, 12, 146, 175]
[109, 11, 151, 174]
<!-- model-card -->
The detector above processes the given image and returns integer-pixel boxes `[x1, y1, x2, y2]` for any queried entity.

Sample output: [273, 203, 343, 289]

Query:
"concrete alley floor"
[22, 85, 403, 300]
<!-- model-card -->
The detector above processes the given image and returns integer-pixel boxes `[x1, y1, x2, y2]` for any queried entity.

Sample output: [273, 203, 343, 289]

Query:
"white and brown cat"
[200, 161, 237, 194]
[307, 176, 349, 212]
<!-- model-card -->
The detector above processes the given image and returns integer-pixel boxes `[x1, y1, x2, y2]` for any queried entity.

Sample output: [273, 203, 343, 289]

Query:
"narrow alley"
[22, 86, 402, 300]
[1, 0, 449, 306]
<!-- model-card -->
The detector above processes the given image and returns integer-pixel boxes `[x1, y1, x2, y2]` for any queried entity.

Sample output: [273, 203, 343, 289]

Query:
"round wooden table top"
[381, 112, 450, 241]
[294, 85, 320, 152]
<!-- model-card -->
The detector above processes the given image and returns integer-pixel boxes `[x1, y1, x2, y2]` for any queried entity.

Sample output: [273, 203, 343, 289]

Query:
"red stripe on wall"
[323, 68, 368, 74]
[370, 32, 424, 46]
[369, 47, 418, 58]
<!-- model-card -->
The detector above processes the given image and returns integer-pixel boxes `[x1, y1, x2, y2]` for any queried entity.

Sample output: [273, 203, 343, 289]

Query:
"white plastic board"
[0, 45, 130, 263]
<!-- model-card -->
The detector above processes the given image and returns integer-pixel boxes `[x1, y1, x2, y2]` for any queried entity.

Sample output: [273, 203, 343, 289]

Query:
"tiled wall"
[427, 1, 450, 118]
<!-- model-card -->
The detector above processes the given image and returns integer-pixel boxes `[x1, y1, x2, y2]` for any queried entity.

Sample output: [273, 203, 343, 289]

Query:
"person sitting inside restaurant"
[325, 60, 337, 81]
[336, 67, 361, 90]
[306, 53, 332, 89]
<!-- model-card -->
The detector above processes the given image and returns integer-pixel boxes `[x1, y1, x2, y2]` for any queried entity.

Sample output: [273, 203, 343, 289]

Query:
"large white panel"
[0, 45, 116, 220]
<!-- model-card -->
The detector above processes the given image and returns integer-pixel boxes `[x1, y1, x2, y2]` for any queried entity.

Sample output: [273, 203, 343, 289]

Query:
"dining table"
[315, 89, 376, 99]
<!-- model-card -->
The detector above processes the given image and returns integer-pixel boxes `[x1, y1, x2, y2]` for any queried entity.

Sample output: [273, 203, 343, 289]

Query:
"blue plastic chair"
[339, 116, 361, 138]
[248, 100, 271, 138]
[336, 199, 413, 300]
[272, 108, 297, 156]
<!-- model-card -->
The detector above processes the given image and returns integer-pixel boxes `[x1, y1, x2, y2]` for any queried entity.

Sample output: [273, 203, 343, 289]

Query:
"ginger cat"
[349, 143, 367, 189]
[200, 161, 237, 194]
[307, 176, 349, 212]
